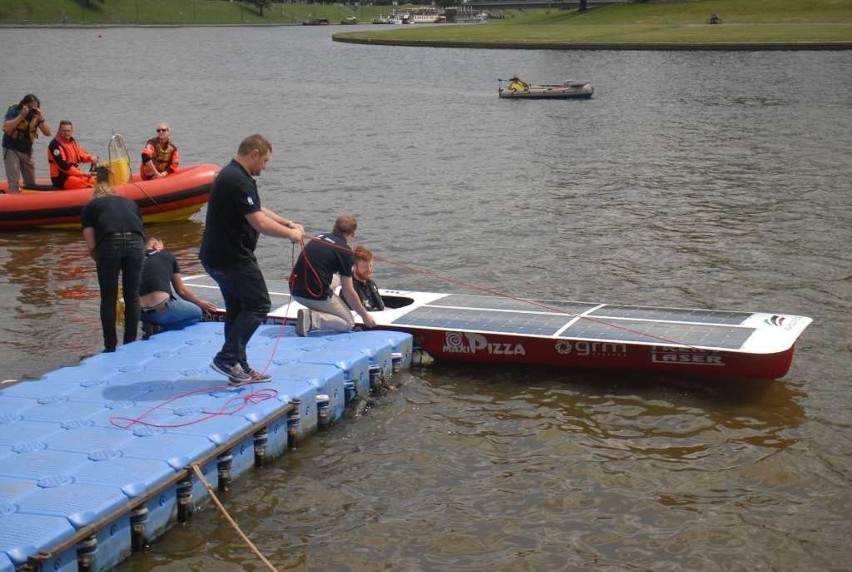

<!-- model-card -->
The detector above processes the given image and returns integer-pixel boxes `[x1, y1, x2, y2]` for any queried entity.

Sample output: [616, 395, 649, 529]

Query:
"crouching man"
[140, 235, 218, 332]
[290, 214, 377, 336]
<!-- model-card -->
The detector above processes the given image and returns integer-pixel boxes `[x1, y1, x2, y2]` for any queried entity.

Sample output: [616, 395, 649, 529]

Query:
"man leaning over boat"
[140, 235, 217, 334]
[291, 215, 377, 337]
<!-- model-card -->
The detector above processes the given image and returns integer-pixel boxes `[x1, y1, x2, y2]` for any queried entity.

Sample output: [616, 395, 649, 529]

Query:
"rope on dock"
[190, 463, 279, 572]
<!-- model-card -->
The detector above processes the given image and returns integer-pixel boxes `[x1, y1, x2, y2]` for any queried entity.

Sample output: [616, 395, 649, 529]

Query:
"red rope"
[385, 254, 714, 349]
[294, 236, 709, 350]
[114, 230, 714, 432]
[111, 244, 302, 431]
[291, 236, 326, 299]
[108, 384, 279, 430]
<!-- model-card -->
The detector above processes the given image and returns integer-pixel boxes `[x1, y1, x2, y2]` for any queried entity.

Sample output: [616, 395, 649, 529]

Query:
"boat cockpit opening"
[381, 295, 415, 310]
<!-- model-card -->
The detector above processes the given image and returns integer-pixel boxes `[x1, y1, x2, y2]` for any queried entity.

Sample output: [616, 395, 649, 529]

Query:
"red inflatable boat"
[0, 163, 219, 230]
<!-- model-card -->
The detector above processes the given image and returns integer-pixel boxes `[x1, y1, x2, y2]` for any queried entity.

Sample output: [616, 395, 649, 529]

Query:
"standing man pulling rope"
[200, 134, 304, 385]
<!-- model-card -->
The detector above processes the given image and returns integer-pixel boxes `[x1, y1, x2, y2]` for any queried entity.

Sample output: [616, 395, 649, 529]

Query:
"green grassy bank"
[2, 0, 850, 49]
[0, 0, 387, 26]
[336, 0, 852, 48]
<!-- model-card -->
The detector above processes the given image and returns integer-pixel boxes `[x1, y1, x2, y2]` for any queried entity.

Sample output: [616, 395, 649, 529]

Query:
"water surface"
[1, 27, 850, 570]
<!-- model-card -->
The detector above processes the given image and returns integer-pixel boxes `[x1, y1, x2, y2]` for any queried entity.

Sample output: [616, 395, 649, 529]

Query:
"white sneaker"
[296, 309, 311, 337]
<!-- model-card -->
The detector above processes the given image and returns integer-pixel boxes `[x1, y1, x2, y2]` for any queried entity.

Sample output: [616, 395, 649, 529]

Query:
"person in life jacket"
[2, 94, 51, 194]
[48, 120, 99, 190]
[508, 76, 530, 92]
[140, 123, 179, 180]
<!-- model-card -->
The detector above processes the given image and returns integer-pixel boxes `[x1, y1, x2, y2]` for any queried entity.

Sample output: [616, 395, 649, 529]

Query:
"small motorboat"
[184, 276, 812, 380]
[499, 79, 594, 100]
[1, 133, 219, 231]
[0, 163, 219, 230]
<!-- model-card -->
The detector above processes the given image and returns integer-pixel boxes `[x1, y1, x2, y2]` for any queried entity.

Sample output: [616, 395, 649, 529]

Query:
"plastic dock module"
[0, 321, 411, 571]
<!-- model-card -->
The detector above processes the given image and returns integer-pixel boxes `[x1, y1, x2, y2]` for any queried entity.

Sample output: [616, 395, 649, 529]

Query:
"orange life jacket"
[48, 137, 94, 183]
[140, 139, 179, 179]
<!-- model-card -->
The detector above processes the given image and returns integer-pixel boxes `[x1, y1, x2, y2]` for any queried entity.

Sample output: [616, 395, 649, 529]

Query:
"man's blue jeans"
[141, 297, 202, 331]
[203, 261, 271, 367]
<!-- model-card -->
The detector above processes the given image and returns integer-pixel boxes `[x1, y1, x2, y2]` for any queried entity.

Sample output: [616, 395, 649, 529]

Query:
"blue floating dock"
[0, 322, 411, 571]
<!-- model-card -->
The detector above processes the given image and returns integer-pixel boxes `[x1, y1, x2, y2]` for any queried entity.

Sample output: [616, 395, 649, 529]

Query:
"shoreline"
[4, 25, 848, 50]
[332, 36, 852, 51]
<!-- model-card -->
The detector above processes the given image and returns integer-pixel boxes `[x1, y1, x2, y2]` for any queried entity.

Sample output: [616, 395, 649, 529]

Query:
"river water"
[1, 26, 851, 570]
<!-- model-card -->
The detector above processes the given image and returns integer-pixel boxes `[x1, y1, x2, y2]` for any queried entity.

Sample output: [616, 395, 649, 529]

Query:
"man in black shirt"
[346, 245, 385, 312]
[81, 171, 144, 353]
[290, 215, 377, 336]
[140, 236, 217, 332]
[199, 134, 303, 385]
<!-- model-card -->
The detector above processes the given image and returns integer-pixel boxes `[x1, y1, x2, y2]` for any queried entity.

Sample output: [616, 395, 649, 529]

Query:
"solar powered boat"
[185, 276, 812, 380]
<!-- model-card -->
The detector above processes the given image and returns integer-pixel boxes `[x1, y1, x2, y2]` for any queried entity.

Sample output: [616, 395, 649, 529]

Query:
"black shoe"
[210, 359, 252, 384]
[241, 366, 272, 383]
[141, 321, 160, 340]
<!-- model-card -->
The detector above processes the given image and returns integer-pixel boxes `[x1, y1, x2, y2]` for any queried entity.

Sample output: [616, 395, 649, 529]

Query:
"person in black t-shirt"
[199, 134, 304, 385]
[345, 245, 385, 312]
[81, 171, 144, 353]
[290, 215, 377, 336]
[140, 236, 217, 332]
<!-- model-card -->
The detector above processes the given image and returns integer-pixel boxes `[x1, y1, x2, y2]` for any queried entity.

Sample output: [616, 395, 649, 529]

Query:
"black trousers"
[204, 261, 271, 367]
[94, 234, 144, 351]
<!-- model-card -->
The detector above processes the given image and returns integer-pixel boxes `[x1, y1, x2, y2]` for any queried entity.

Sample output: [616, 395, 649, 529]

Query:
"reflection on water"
[0, 220, 209, 373]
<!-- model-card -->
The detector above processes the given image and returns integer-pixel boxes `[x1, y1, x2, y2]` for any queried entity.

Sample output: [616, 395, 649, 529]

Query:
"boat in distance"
[0, 163, 219, 230]
[185, 276, 812, 380]
[499, 80, 594, 100]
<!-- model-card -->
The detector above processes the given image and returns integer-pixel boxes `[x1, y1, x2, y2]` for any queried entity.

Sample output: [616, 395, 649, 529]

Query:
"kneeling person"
[291, 215, 377, 336]
[140, 236, 217, 331]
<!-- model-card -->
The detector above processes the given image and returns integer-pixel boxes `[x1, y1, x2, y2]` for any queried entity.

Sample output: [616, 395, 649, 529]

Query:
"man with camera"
[2, 94, 51, 194]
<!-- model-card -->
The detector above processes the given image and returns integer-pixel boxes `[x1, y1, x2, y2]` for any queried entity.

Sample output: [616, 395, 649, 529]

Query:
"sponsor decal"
[650, 346, 725, 366]
[555, 340, 627, 358]
[765, 314, 804, 331]
[442, 332, 526, 356]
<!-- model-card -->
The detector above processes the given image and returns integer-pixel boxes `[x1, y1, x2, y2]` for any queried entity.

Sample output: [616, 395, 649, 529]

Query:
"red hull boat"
[185, 276, 812, 380]
[0, 163, 219, 230]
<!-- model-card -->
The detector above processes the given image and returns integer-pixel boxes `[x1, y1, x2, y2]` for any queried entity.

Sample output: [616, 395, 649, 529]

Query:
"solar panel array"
[391, 294, 756, 350]
[430, 294, 598, 315]
[589, 305, 751, 325]
[561, 318, 754, 349]
[393, 306, 569, 337]
[187, 279, 759, 351]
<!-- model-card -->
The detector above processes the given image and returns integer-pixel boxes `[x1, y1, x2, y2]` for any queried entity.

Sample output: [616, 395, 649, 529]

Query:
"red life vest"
[48, 137, 94, 186]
